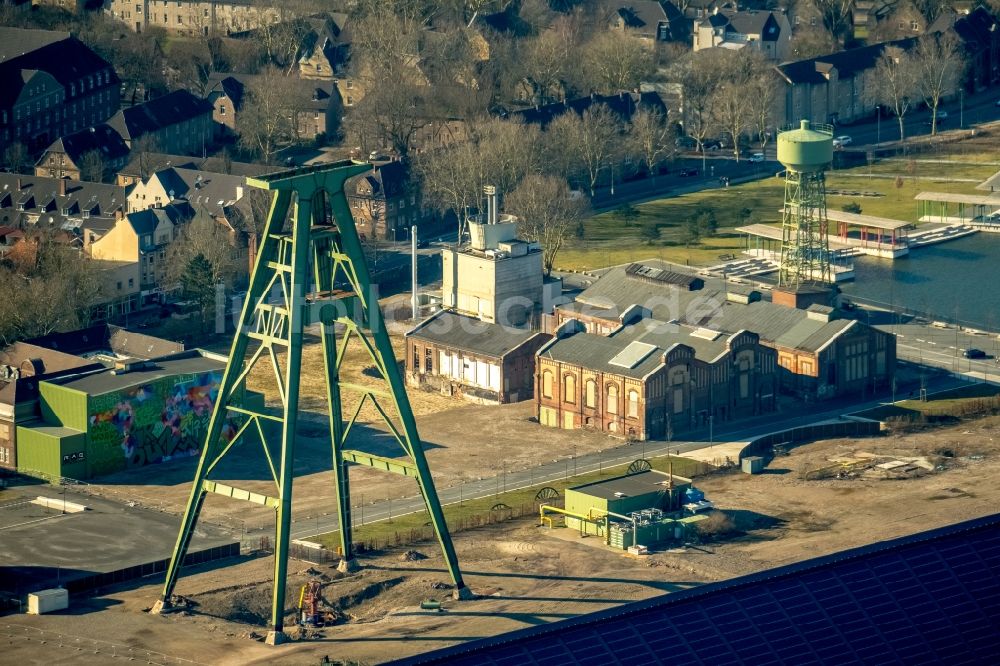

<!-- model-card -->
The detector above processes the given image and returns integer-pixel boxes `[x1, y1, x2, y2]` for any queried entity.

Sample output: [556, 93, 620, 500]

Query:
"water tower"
[774, 120, 834, 308]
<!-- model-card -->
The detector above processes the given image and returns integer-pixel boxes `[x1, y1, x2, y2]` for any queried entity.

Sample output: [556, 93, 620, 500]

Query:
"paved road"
[283, 368, 968, 541]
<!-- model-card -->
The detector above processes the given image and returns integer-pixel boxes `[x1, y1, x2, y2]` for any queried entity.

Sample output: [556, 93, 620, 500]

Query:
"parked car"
[934, 109, 948, 119]
[678, 168, 699, 177]
[964, 348, 987, 359]
[675, 136, 697, 149]
[832, 135, 853, 148]
[747, 152, 765, 163]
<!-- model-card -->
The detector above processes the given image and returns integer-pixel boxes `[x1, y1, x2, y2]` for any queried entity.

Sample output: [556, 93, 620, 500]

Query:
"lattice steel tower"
[150, 162, 469, 645]
[776, 120, 834, 287]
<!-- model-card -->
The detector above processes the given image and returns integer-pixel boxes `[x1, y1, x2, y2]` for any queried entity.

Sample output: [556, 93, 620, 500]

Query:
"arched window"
[585, 380, 596, 408]
[627, 390, 639, 418]
[563, 374, 576, 403]
[542, 371, 553, 398]
[607, 384, 619, 414]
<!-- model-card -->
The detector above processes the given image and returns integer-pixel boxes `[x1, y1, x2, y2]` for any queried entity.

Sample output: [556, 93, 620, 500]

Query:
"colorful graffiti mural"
[88, 371, 235, 471]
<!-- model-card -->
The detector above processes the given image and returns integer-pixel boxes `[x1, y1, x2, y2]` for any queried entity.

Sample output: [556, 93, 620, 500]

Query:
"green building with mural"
[16, 351, 263, 480]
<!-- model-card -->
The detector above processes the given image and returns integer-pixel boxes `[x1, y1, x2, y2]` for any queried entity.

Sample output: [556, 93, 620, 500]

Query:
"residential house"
[682, 0, 732, 21]
[126, 166, 245, 216]
[115, 151, 269, 188]
[346, 161, 428, 242]
[865, 0, 928, 42]
[297, 13, 351, 80]
[106, 90, 214, 155]
[0, 27, 120, 151]
[693, 9, 792, 61]
[600, 0, 688, 43]
[106, 0, 282, 36]
[774, 37, 918, 127]
[550, 261, 895, 401]
[930, 7, 1000, 91]
[0, 172, 127, 248]
[121, 166, 251, 287]
[90, 203, 190, 294]
[509, 90, 667, 129]
[405, 310, 550, 404]
[536, 317, 777, 440]
[206, 73, 342, 142]
[34, 124, 130, 181]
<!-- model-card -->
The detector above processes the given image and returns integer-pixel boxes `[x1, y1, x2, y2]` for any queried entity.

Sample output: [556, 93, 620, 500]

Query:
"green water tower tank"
[777, 120, 833, 173]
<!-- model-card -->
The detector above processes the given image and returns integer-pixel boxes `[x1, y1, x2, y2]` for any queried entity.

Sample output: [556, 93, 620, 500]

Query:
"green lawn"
[312, 454, 712, 550]
[558, 152, 994, 272]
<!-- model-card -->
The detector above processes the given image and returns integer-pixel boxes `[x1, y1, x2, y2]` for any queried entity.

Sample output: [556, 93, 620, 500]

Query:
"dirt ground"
[87, 326, 624, 535]
[4, 416, 999, 665]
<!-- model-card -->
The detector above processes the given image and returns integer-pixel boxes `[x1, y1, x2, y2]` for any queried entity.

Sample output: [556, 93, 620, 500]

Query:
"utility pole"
[411, 225, 418, 320]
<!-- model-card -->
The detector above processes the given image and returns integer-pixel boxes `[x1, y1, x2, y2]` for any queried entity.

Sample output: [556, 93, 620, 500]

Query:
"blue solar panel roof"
[391, 514, 1000, 666]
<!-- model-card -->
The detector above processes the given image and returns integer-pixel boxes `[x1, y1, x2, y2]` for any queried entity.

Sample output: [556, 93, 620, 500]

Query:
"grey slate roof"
[118, 152, 270, 181]
[107, 90, 213, 142]
[149, 167, 246, 217]
[407, 310, 545, 359]
[0, 28, 118, 109]
[776, 36, 917, 85]
[43, 124, 129, 164]
[0, 27, 68, 63]
[541, 317, 735, 379]
[572, 263, 855, 353]
[0, 173, 126, 235]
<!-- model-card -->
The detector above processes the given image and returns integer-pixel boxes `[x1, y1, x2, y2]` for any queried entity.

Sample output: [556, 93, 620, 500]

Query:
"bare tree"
[522, 25, 576, 104]
[166, 214, 240, 289]
[583, 31, 654, 94]
[547, 104, 621, 196]
[132, 134, 162, 182]
[79, 150, 106, 182]
[3, 141, 29, 174]
[672, 52, 724, 171]
[505, 175, 588, 276]
[628, 108, 674, 178]
[747, 64, 780, 154]
[236, 69, 307, 163]
[165, 40, 214, 97]
[874, 45, 920, 144]
[712, 53, 758, 163]
[416, 118, 540, 238]
[812, 0, 855, 42]
[914, 32, 964, 136]
[0, 234, 103, 344]
[789, 26, 839, 60]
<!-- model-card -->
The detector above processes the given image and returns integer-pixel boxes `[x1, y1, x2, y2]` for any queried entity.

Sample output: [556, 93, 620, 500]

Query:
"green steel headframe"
[150, 161, 469, 644]
[778, 169, 832, 288]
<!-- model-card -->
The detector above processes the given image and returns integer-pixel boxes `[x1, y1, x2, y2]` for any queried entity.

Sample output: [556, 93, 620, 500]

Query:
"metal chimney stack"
[484, 185, 497, 225]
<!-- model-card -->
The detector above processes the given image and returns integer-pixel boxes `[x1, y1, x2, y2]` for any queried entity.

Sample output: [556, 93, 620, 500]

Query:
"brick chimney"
[58, 178, 66, 196]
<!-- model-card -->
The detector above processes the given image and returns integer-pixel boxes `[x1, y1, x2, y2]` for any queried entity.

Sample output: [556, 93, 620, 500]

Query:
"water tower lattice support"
[778, 169, 832, 287]
[149, 161, 469, 645]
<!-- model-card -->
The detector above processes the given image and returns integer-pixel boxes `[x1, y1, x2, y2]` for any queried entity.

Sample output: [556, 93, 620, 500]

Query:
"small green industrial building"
[15, 351, 262, 480]
[557, 469, 704, 550]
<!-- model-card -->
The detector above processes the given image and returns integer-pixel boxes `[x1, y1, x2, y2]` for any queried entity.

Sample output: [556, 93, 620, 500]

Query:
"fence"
[739, 418, 882, 461]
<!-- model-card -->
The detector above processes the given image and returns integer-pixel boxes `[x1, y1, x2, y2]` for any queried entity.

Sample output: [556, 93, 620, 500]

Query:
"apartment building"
[107, 0, 281, 35]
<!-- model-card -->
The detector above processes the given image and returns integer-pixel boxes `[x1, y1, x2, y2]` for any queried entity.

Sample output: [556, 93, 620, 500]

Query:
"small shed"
[27, 588, 69, 614]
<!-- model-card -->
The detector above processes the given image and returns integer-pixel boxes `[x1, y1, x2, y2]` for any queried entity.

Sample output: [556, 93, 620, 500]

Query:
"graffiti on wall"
[88, 371, 237, 472]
